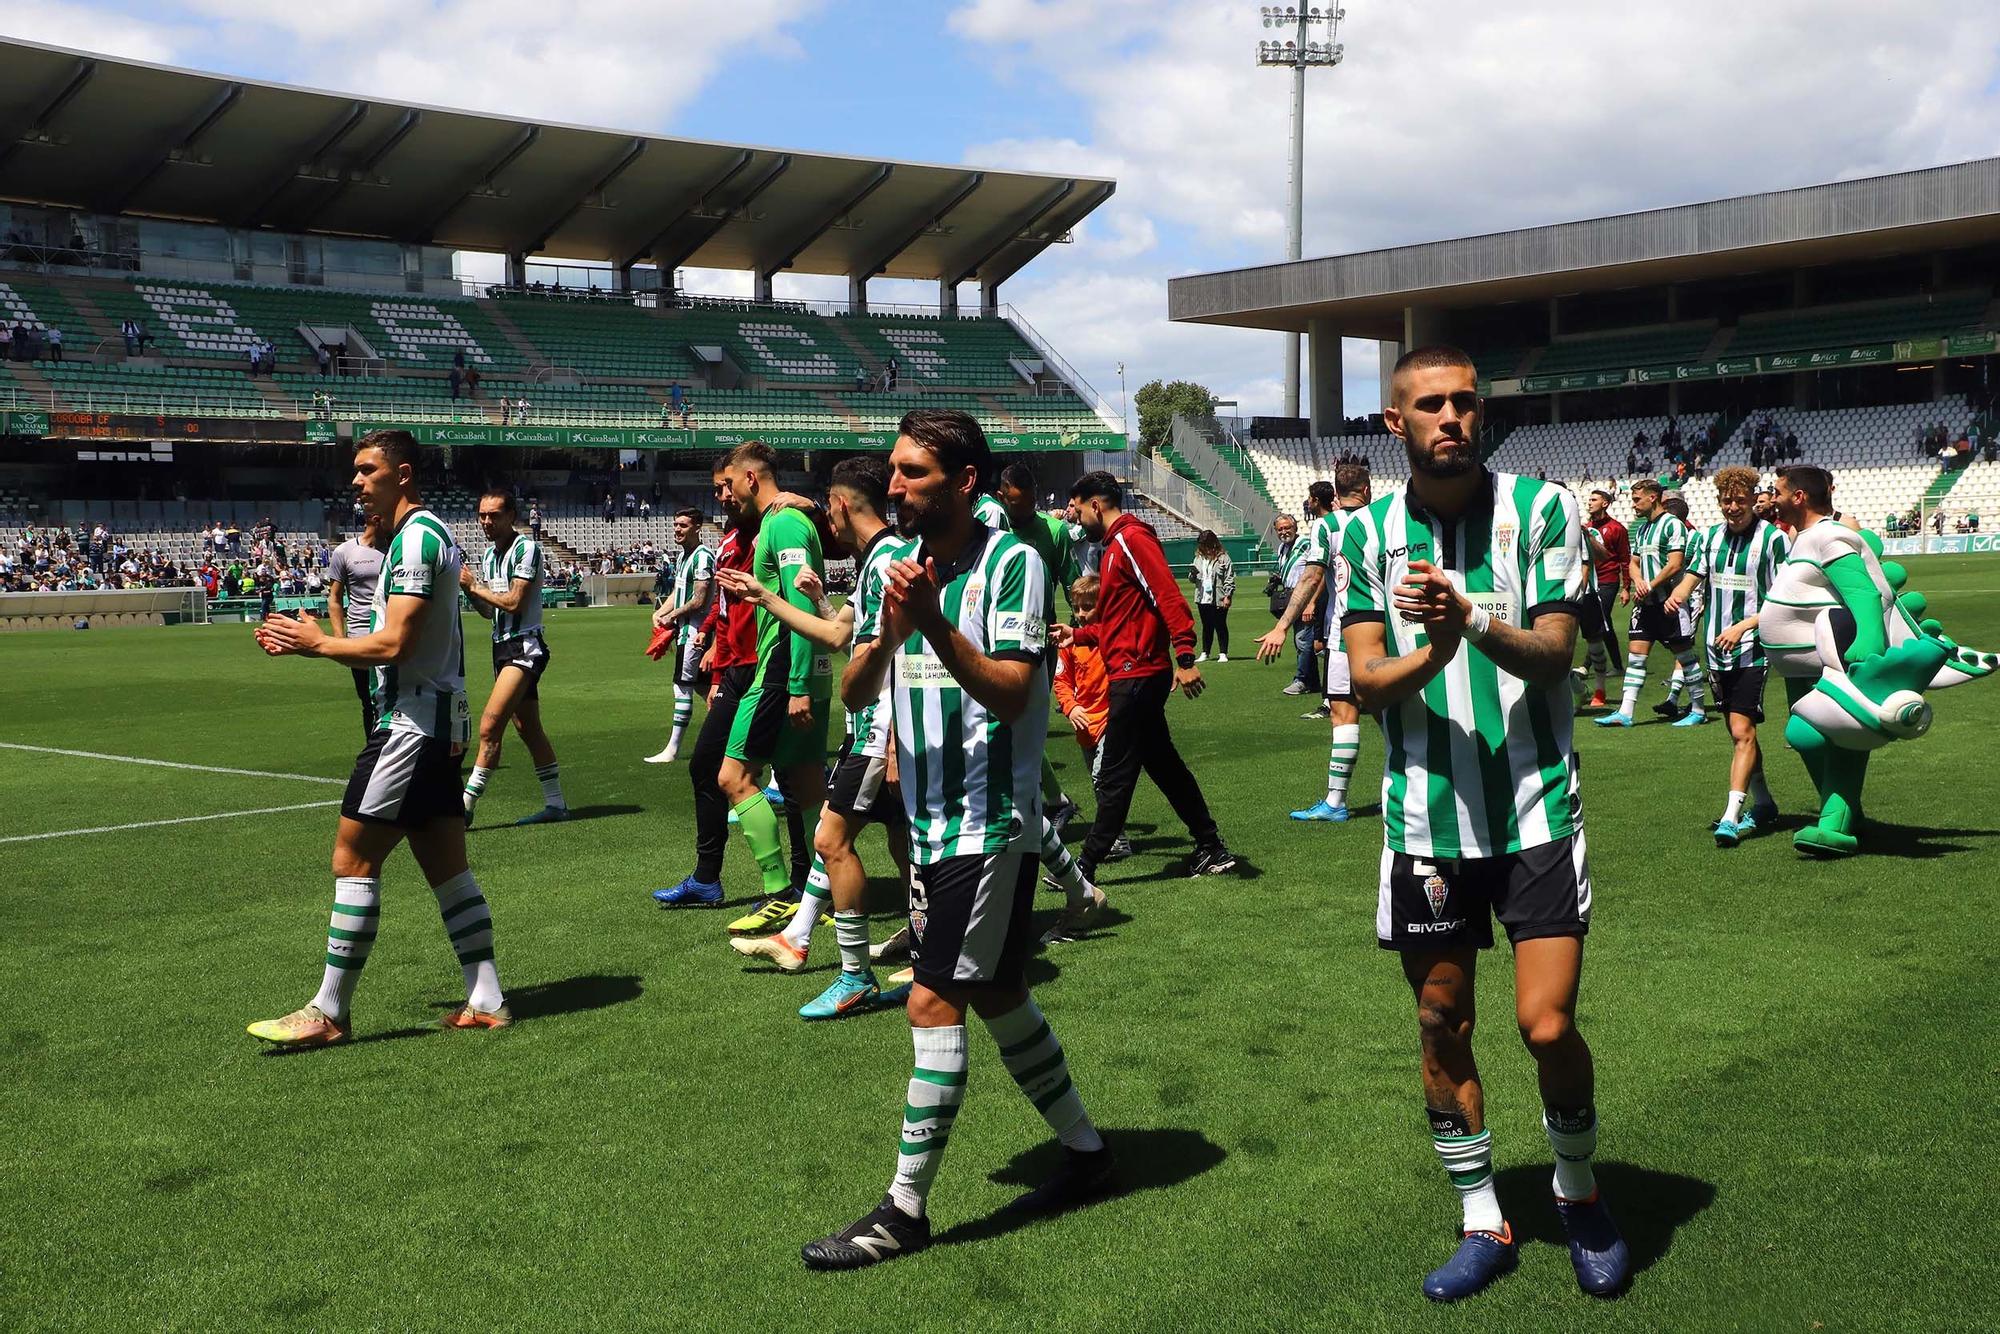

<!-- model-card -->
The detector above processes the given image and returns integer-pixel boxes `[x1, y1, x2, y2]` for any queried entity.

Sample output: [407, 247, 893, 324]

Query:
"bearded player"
[1343, 347, 1626, 1301]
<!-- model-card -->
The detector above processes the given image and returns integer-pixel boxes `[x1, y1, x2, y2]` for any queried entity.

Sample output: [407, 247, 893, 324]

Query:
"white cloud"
[1, 2, 186, 62]
[952, 0, 2000, 419]
[4, 1, 827, 129]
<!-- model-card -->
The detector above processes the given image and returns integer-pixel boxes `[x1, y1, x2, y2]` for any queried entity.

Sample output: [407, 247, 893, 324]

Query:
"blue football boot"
[1554, 1194, 1630, 1297]
[653, 874, 723, 908]
[1422, 1226, 1516, 1302]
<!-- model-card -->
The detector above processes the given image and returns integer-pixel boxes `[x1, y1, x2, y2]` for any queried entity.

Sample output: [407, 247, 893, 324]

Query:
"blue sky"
[8, 0, 2000, 425]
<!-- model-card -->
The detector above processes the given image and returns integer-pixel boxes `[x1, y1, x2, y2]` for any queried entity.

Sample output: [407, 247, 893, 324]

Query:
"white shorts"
[1324, 649, 1351, 700]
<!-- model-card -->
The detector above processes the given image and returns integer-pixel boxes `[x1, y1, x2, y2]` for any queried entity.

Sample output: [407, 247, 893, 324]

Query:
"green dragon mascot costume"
[1760, 519, 1997, 857]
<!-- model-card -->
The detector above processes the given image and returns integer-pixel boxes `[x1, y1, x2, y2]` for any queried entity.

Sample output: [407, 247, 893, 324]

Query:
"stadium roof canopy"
[1168, 157, 2000, 339]
[0, 37, 1114, 287]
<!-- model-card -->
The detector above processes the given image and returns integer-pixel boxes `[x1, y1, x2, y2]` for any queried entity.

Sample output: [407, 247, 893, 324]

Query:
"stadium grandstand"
[0, 36, 1219, 609]
[1164, 157, 2000, 553]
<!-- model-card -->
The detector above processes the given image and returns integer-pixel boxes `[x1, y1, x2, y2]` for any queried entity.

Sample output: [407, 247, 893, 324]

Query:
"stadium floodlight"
[1253, 0, 1349, 417]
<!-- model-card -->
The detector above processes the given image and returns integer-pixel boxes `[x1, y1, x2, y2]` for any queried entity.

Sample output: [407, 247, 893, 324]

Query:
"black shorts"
[1577, 582, 1617, 640]
[341, 726, 465, 829]
[909, 850, 1035, 989]
[825, 737, 905, 828]
[1711, 665, 1767, 722]
[1375, 833, 1591, 951]
[492, 633, 550, 699]
[1629, 599, 1694, 649]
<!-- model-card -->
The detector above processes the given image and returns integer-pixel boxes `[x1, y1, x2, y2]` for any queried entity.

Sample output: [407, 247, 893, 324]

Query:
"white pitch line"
[0, 800, 342, 844]
[0, 742, 345, 785]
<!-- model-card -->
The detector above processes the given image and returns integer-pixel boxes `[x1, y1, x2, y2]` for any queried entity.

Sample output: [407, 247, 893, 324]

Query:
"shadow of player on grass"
[1491, 1161, 1715, 1278]
[932, 1127, 1227, 1249]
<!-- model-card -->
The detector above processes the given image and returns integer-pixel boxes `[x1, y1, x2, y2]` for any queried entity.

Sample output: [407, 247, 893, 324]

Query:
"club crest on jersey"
[1422, 873, 1450, 919]
[1494, 524, 1516, 559]
[909, 909, 927, 940]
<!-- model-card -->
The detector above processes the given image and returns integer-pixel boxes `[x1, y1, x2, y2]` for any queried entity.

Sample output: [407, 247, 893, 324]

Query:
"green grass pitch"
[3, 557, 1996, 1330]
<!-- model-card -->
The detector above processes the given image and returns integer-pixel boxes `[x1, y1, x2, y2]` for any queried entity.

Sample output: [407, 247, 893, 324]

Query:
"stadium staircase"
[477, 300, 561, 370]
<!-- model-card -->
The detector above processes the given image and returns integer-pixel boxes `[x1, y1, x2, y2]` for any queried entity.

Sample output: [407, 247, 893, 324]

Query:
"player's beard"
[1406, 429, 1477, 478]
[894, 497, 928, 539]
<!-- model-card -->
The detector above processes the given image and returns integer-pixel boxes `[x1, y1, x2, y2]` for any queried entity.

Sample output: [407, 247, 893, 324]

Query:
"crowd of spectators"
[4, 522, 195, 593]
[1627, 417, 1729, 479]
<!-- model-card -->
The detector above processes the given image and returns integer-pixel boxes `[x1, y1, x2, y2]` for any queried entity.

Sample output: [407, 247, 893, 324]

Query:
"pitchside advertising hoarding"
[1881, 533, 2000, 557]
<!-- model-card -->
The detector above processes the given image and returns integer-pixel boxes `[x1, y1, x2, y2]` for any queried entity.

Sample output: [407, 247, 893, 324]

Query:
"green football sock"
[732, 792, 792, 895]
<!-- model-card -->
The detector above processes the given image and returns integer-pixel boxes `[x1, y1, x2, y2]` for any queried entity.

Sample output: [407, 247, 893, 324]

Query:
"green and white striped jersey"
[973, 493, 1011, 531]
[1300, 506, 1362, 622]
[1685, 519, 1789, 671]
[877, 526, 1049, 864]
[480, 535, 544, 641]
[672, 543, 716, 645]
[372, 507, 468, 741]
[1631, 511, 1691, 597]
[847, 530, 911, 757]
[1341, 472, 1588, 858]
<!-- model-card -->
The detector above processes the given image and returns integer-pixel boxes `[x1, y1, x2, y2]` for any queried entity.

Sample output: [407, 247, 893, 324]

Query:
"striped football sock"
[1667, 662, 1685, 703]
[782, 855, 831, 950]
[985, 1000, 1103, 1151]
[668, 686, 692, 751]
[834, 911, 871, 974]
[1618, 651, 1647, 716]
[1674, 651, 1706, 715]
[432, 869, 502, 1012]
[1431, 1108, 1505, 1234]
[1038, 815, 1090, 909]
[535, 762, 565, 810]
[1544, 1105, 1599, 1202]
[462, 764, 491, 813]
[309, 876, 379, 1021]
[1326, 723, 1360, 806]
[889, 1025, 967, 1218]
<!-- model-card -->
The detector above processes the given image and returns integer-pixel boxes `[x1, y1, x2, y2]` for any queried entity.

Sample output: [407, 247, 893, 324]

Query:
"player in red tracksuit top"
[1056, 471, 1237, 879]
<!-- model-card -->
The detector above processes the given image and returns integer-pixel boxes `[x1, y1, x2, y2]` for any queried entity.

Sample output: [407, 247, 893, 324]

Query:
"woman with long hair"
[1189, 530, 1234, 662]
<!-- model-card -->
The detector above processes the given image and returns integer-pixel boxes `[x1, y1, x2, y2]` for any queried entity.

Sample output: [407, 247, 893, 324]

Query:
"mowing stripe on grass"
[0, 800, 342, 844]
[0, 742, 345, 785]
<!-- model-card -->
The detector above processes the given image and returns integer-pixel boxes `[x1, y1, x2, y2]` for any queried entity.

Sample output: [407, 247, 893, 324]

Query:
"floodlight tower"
[1256, 5, 1346, 418]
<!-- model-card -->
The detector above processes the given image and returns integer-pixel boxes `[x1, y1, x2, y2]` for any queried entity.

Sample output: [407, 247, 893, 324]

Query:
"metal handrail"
[1131, 454, 1249, 537]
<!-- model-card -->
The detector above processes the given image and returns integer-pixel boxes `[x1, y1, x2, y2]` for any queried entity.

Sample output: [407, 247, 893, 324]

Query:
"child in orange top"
[1054, 573, 1110, 780]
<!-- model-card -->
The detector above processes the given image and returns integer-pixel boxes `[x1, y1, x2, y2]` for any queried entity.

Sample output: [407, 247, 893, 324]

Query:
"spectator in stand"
[529, 502, 543, 539]
[885, 356, 898, 389]
[639, 497, 652, 520]
[1189, 529, 1234, 663]
[624, 490, 638, 518]
[454, 348, 467, 373]
[316, 344, 332, 377]
[0, 325, 11, 361]
[603, 493, 616, 525]
[45, 325, 61, 361]
[465, 366, 482, 398]
[517, 396, 531, 424]
[449, 365, 463, 400]
[1057, 470, 1236, 880]
[670, 381, 685, 414]
[225, 520, 243, 554]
